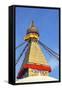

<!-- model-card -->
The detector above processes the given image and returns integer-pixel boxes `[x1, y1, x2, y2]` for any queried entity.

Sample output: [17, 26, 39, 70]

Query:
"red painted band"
[23, 64, 51, 72]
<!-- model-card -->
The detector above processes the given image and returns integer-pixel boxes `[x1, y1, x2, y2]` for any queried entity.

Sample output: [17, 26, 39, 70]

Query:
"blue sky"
[16, 7, 59, 79]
